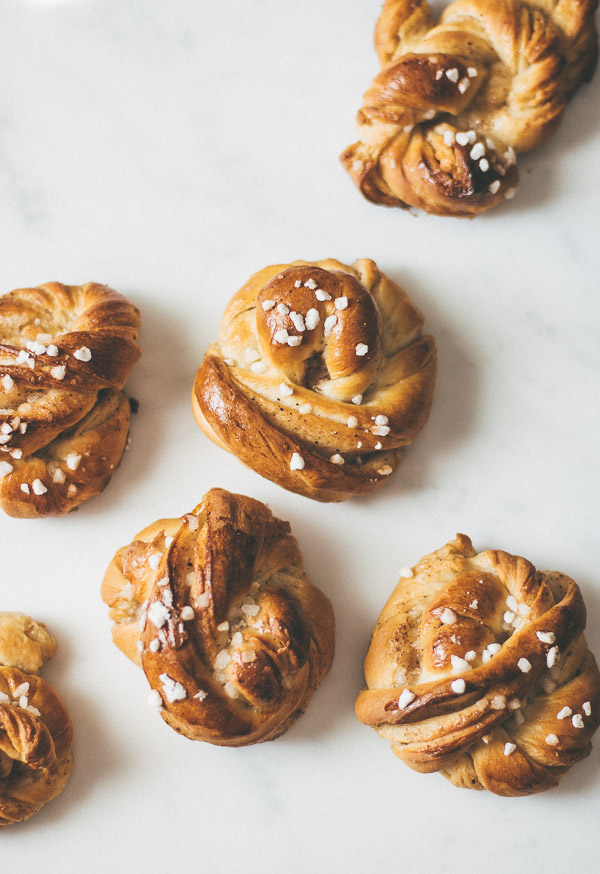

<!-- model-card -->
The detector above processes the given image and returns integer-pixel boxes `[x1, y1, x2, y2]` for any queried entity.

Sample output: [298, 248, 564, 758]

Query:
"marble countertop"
[2, 1, 600, 871]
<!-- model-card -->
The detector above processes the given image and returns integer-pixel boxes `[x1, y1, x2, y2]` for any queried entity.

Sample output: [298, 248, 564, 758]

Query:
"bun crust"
[342, 0, 598, 216]
[356, 535, 600, 795]
[101, 488, 335, 746]
[193, 259, 436, 502]
[0, 613, 73, 827]
[0, 282, 141, 517]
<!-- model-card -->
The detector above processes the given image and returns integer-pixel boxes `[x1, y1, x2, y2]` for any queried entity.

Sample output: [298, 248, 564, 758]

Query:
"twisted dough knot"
[356, 535, 600, 796]
[101, 488, 335, 746]
[0, 282, 141, 517]
[342, 0, 598, 216]
[0, 613, 73, 827]
[193, 259, 436, 502]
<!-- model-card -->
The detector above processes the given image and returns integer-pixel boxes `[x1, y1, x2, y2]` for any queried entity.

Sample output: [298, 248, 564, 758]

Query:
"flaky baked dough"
[101, 488, 335, 747]
[0, 613, 73, 827]
[0, 282, 141, 517]
[341, 0, 598, 216]
[193, 259, 436, 502]
[356, 535, 600, 795]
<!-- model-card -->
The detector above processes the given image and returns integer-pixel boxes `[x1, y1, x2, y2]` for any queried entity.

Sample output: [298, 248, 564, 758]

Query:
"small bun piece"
[0, 612, 57, 674]
[0, 612, 73, 827]
[0, 282, 141, 517]
[356, 535, 600, 796]
[341, 0, 598, 216]
[193, 259, 436, 502]
[101, 488, 335, 746]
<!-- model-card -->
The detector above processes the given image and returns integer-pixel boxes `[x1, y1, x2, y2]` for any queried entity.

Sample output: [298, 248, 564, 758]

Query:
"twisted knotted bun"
[0, 613, 73, 827]
[193, 259, 436, 502]
[342, 0, 598, 216]
[0, 282, 141, 517]
[101, 488, 335, 747]
[356, 535, 600, 796]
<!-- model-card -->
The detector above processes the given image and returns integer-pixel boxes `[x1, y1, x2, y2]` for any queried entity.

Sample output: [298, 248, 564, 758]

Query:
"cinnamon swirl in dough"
[0, 613, 73, 827]
[0, 281, 141, 517]
[356, 535, 600, 795]
[193, 259, 436, 502]
[341, 0, 598, 216]
[101, 488, 335, 747]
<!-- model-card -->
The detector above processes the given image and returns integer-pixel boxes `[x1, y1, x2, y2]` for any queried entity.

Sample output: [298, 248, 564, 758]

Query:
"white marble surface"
[2, 1, 600, 870]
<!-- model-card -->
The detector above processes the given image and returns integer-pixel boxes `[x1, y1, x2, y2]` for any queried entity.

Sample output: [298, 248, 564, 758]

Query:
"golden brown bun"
[0, 612, 73, 827]
[101, 488, 335, 747]
[341, 0, 598, 216]
[0, 282, 141, 517]
[356, 535, 600, 796]
[0, 613, 57, 674]
[193, 259, 436, 502]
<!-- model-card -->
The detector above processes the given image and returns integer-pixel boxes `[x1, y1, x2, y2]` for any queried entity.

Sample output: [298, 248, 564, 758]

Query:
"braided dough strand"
[0, 614, 73, 827]
[101, 488, 335, 746]
[193, 259, 436, 502]
[356, 535, 600, 795]
[342, 0, 597, 216]
[0, 282, 141, 516]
